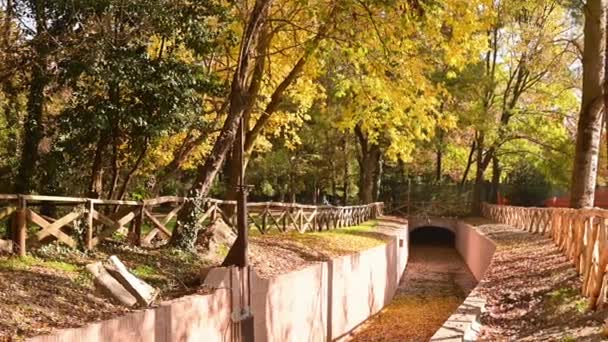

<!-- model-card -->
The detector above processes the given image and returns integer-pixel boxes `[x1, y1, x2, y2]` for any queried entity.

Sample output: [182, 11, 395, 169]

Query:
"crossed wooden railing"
[0, 194, 383, 256]
[483, 203, 608, 309]
[389, 200, 471, 217]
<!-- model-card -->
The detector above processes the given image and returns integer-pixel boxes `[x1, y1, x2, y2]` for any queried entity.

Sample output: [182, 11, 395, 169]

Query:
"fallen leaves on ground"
[0, 242, 212, 340]
[472, 222, 607, 341]
[350, 295, 464, 341]
[350, 244, 477, 342]
[249, 220, 394, 278]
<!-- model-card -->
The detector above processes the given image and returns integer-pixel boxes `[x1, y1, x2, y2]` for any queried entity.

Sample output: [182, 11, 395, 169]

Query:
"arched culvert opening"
[410, 226, 455, 247]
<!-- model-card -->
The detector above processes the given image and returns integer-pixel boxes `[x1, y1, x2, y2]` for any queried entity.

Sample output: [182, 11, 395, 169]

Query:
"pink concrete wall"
[27, 222, 408, 342]
[331, 240, 398, 339]
[455, 221, 496, 282]
[27, 289, 233, 342]
[250, 229, 407, 342]
[251, 263, 329, 342]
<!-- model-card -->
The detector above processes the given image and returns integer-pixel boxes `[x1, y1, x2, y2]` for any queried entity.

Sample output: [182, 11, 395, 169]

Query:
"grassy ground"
[0, 219, 393, 340]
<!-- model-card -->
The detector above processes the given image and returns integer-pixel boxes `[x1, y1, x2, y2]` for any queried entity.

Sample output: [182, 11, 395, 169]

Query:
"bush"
[504, 164, 552, 207]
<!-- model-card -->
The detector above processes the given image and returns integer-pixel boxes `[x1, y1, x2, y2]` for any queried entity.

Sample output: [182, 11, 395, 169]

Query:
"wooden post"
[283, 208, 287, 231]
[15, 196, 26, 257]
[131, 205, 144, 246]
[86, 200, 94, 250]
[261, 206, 268, 234]
[210, 202, 217, 223]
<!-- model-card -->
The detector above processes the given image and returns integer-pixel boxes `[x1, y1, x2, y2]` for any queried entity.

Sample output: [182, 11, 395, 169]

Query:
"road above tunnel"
[349, 237, 477, 341]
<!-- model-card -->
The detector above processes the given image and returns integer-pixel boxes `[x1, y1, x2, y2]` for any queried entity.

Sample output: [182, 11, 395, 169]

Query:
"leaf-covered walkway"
[349, 231, 476, 341]
[465, 218, 607, 340]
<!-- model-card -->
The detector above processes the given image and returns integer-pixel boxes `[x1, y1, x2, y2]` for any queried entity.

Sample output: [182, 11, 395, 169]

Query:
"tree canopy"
[0, 0, 588, 248]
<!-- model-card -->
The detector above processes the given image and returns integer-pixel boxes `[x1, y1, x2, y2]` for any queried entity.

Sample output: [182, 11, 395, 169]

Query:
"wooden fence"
[482, 202, 608, 309]
[388, 200, 471, 217]
[0, 194, 383, 256]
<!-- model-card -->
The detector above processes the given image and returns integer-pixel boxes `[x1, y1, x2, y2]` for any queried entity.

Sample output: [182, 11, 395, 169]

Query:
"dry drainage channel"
[349, 227, 477, 341]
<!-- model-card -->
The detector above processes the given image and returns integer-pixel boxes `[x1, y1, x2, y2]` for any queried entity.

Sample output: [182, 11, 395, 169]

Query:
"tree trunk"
[331, 166, 337, 199]
[570, 0, 606, 209]
[15, 19, 47, 194]
[115, 142, 148, 201]
[355, 125, 382, 204]
[490, 155, 501, 204]
[372, 155, 382, 202]
[459, 140, 476, 190]
[107, 138, 119, 200]
[225, 149, 241, 202]
[435, 123, 445, 183]
[223, 15, 332, 199]
[289, 169, 296, 203]
[358, 146, 381, 204]
[343, 137, 349, 205]
[243, 9, 337, 156]
[436, 149, 442, 183]
[88, 135, 108, 198]
[170, 0, 273, 250]
[471, 133, 485, 214]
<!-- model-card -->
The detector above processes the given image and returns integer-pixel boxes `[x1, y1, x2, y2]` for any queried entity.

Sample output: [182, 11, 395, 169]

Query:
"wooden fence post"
[210, 202, 217, 223]
[86, 200, 94, 250]
[131, 205, 144, 246]
[282, 208, 287, 231]
[15, 196, 26, 257]
[262, 205, 268, 233]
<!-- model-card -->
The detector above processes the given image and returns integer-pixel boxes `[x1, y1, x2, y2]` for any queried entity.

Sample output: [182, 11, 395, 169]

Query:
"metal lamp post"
[221, 115, 253, 342]
[222, 115, 249, 267]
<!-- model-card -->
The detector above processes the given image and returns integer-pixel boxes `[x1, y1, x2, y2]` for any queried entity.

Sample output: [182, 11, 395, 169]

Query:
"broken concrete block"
[104, 255, 158, 306]
[86, 261, 137, 307]
[0, 239, 12, 254]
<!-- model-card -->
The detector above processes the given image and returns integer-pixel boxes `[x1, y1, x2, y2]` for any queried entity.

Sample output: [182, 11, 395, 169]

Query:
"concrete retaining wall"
[28, 221, 408, 342]
[455, 221, 496, 282]
[331, 235, 407, 340]
[431, 220, 497, 341]
[27, 288, 234, 342]
[252, 263, 329, 342]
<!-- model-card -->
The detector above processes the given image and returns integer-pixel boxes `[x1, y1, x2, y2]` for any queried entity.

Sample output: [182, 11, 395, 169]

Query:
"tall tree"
[470, 0, 580, 213]
[14, 0, 51, 193]
[170, 0, 274, 250]
[570, 0, 606, 208]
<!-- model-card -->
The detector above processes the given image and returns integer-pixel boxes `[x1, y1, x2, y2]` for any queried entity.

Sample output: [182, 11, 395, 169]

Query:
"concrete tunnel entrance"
[409, 226, 455, 246]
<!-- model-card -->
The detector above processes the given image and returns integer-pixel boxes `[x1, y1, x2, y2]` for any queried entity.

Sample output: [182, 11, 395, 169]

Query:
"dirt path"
[349, 242, 477, 341]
